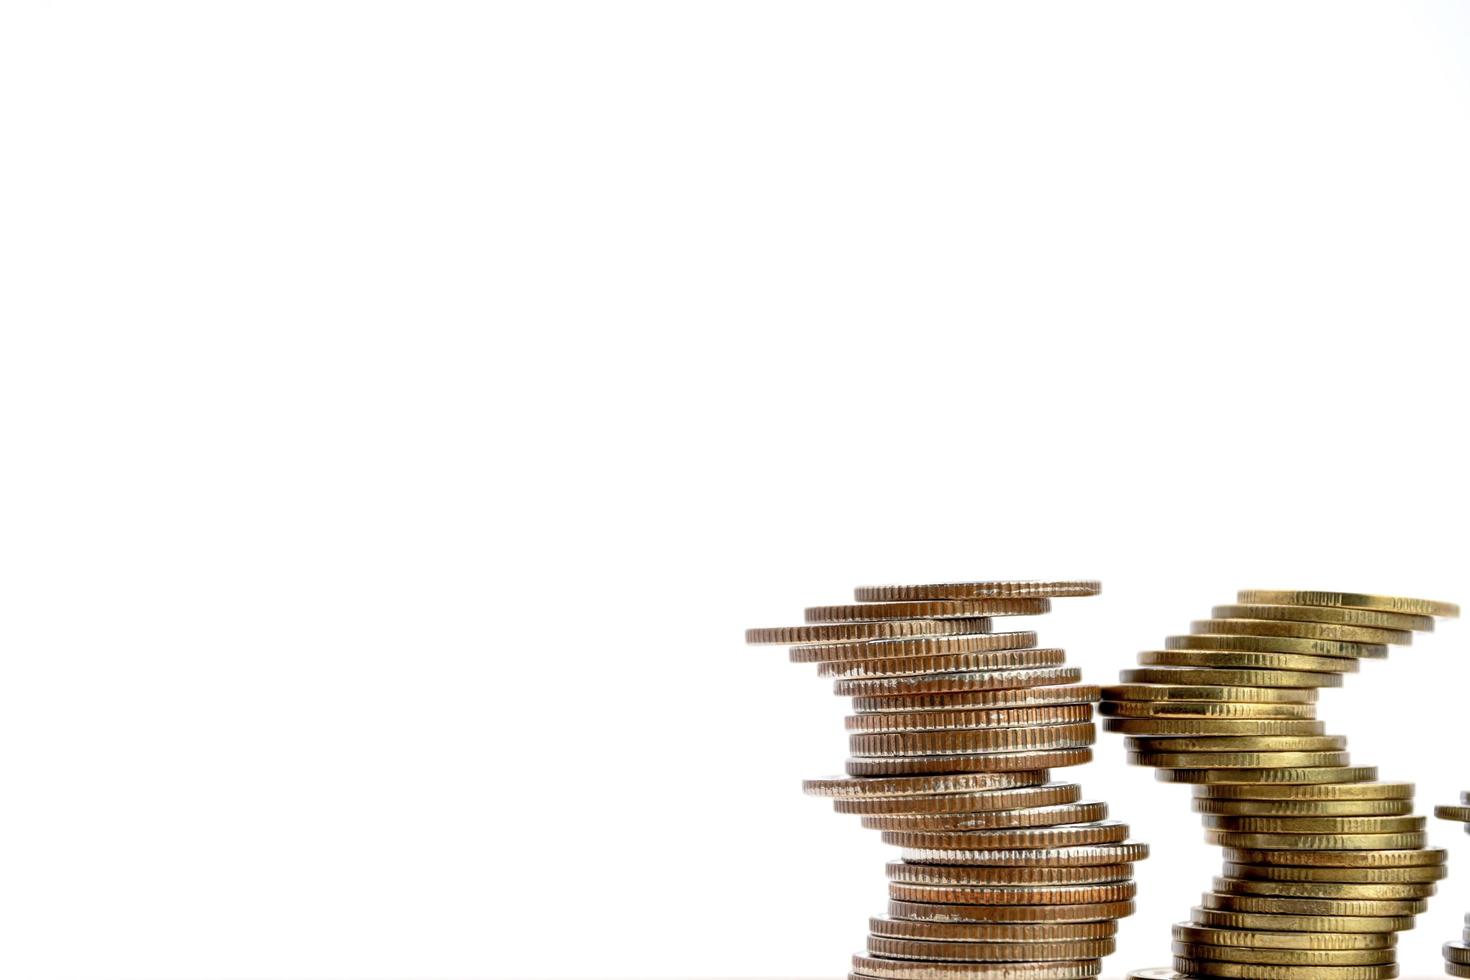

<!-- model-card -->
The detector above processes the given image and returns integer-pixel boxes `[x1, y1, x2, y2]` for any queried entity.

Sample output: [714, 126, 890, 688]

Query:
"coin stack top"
[749, 580, 1144, 980]
[1102, 589, 1458, 980]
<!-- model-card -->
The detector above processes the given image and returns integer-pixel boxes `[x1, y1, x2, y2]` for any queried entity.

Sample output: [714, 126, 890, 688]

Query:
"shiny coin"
[1155, 766, 1376, 786]
[867, 936, 1115, 962]
[900, 841, 1148, 867]
[1200, 891, 1426, 916]
[1194, 781, 1411, 801]
[836, 784, 1083, 815]
[811, 642, 1052, 674]
[862, 801, 1107, 831]
[1200, 815, 1423, 834]
[1189, 906, 1413, 933]
[1125, 735, 1346, 753]
[846, 748, 1092, 777]
[850, 723, 1095, 757]
[846, 704, 1093, 734]
[1449, 964, 1470, 979]
[1212, 604, 1434, 632]
[1165, 633, 1388, 659]
[1103, 684, 1316, 703]
[836, 666, 1083, 698]
[1119, 667, 1342, 689]
[747, 618, 995, 645]
[887, 899, 1134, 924]
[1100, 699, 1318, 719]
[1170, 955, 1398, 979]
[1212, 876, 1434, 900]
[886, 862, 1131, 886]
[1138, 650, 1358, 673]
[1194, 798, 1411, 816]
[1107, 719, 1325, 736]
[881, 821, 1129, 851]
[1192, 618, 1410, 645]
[853, 685, 1099, 714]
[1435, 804, 1470, 821]
[868, 916, 1118, 942]
[798, 632, 1041, 666]
[1130, 750, 1351, 768]
[802, 770, 1048, 798]
[1221, 847, 1445, 868]
[1171, 922, 1398, 950]
[888, 880, 1135, 906]
[1206, 830, 1427, 850]
[806, 598, 1053, 623]
[854, 581, 1103, 602]
[1171, 942, 1398, 966]
[1222, 861, 1445, 884]
[1234, 590, 1459, 618]
[849, 956, 1103, 980]
[1444, 942, 1470, 965]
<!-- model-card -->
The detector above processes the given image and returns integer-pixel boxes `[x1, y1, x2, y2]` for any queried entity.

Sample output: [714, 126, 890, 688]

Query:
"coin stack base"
[748, 581, 1144, 980]
[1434, 795, 1470, 978]
[1102, 589, 1459, 980]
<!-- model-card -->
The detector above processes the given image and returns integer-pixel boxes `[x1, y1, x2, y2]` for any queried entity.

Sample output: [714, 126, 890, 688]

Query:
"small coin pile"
[1101, 589, 1460, 980]
[1434, 794, 1470, 978]
[747, 580, 1145, 980]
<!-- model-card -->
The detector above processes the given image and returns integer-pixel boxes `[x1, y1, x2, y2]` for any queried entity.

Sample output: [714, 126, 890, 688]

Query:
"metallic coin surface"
[885, 861, 1131, 886]
[888, 879, 1135, 906]
[1188, 905, 1413, 933]
[1171, 922, 1397, 950]
[900, 841, 1148, 867]
[1107, 719, 1325, 736]
[1103, 684, 1316, 703]
[846, 704, 1093, 733]
[1191, 618, 1410, 645]
[1221, 847, 1446, 868]
[868, 916, 1118, 942]
[1205, 830, 1427, 851]
[1171, 942, 1398, 966]
[1200, 891, 1426, 916]
[849, 955, 1104, 980]
[836, 666, 1084, 698]
[1194, 781, 1411, 801]
[1212, 604, 1434, 632]
[1119, 667, 1342, 689]
[1155, 766, 1377, 786]
[1100, 700, 1319, 719]
[850, 723, 1095, 757]
[835, 783, 1083, 815]
[1170, 955, 1398, 979]
[1435, 804, 1470, 821]
[1137, 649, 1358, 673]
[798, 632, 1042, 665]
[748, 618, 995, 645]
[854, 581, 1103, 602]
[806, 598, 1053, 623]
[853, 685, 1099, 714]
[803, 770, 1048, 798]
[813, 644, 1055, 675]
[881, 821, 1129, 851]
[1130, 750, 1351, 769]
[1212, 876, 1434, 899]
[1222, 861, 1446, 884]
[1199, 815, 1423, 834]
[1194, 798, 1411, 816]
[862, 801, 1108, 832]
[867, 936, 1116, 962]
[1125, 735, 1346, 753]
[887, 899, 1135, 924]
[1235, 590, 1460, 618]
[1164, 633, 1388, 659]
[846, 747, 1092, 777]
[1444, 941, 1470, 965]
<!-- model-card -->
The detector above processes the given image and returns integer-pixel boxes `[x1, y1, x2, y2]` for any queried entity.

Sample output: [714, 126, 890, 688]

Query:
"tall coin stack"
[746, 580, 1146, 980]
[1100, 589, 1459, 980]
[1433, 795, 1470, 978]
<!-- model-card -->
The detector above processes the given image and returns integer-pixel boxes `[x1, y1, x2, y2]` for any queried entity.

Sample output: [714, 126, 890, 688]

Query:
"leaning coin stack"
[1101, 589, 1459, 980]
[747, 580, 1146, 980]
[1433, 795, 1470, 978]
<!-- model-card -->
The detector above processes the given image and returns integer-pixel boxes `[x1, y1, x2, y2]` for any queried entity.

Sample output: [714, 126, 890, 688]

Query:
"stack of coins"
[747, 580, 1145, 980]
[1433, 795, 1470, 977]
[1101, 589, 1459, 980]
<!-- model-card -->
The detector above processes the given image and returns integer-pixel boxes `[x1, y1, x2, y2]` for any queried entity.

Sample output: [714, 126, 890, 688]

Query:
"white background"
[3, 2, 1470, 978]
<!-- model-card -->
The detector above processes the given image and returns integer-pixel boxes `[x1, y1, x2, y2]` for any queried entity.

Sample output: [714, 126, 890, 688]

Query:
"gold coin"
[888, 880, 1135, 906]
[887, 898, 1134, 924]
[1119, 668, 1342, 689]
[1171, 922, 1398, 950]
[836, 783, 1083, 815]
[1107, 719, 1325, 736]
[1125, 735, 1346, 753]
[1449, 964, 1470, 979]
[1221, 847, 1445, 868]
[1192, 618, 1410, 646]
[863, 801, 1108, 831]
[886, 862, 1131, 886]
[1196, 798, 1411, 816]
[802, 770, 1048, 799]
[1189, 905, 1412, 933]
[881, 821, 1129, 851]
[1155, 765, 1374, 785]
[802, 633, 1044, 667]
[849, 955, 1103, 980]
[836, 666, 1084, 698]
[1100, 699, 1318, 719]
[854, 581, 1103, 602]
[1235, 590, 1459, 619]
[1206, 830, 1427, 850]
[1222, 861, 1446, 884]
[1200, 815, 1423, 834]
[1130, 750, 1351, 768]
[1212, 876, 1435, 900]
[1138, 650, 1358, 673]
[1435, 804, 1470, 822]
[1444, 942, 1470, 965]
[1171, 942, 1398, 966]
[846, 748, 1091, 777]
[747, 618, 995, 645]
[867, 936, 1116, 962]
[821, 647, 1065, 679]
[1194, 781, 1410, 801]
[1170, 955, 1398, 979]
[1165, 633, 1388, 659]
[869, 916, 1119, 942]
[851, 723, 1095, 757]
[854, 685, 1100, 713]
[847, 704, 1093, 734]
[807, 598, 1053, 623]
[1212, 604, 1434, 632]
[1103, 684, 1316, 703]
[900, 841, 1148, 867]
[1201, 891, 1426, 917]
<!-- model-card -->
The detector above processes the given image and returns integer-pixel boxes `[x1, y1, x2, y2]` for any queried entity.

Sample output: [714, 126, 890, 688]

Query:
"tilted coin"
[888, 879, 1135, 906]
[1170, 955, 1398, 979]
[846, 747, 1092, 777]
[1129, 750, 1351, 769]
[1191, 618, 1410, 646]
[880, 821, 1129, 851]
[1200, 891, 1426, 916]
[854, 581, 1103, 602]
[1212, 876, 1434, 900]
[886, 861, 1131, 887]
[1100, 699, 1319, 719]
[1235, 590, 1459, 618]
[810, 641, 1050, 673]
[1212, 604, 1434, 632]
[1119, 667, 1342, 689]
[1165, 633, 1388, 659]
[1194, 798, 1412, 816]
[853, 685, 1100, 714]
[861, 801, 1107, 831]
[1189, 905, 1414, 933]
[806, 598, 1053, 623]
[1171, 922, 1398, 950]
[1435, 804, 1470, 822]
[850, 723, 1095, 757]
[836, 666, 1084, 698]
[1221, 847, 1446, 868]
[849, 954, 1103, 980]
[846, 704, 1093, 734]
[1205, 830, 1427, 851]
[1222, 861, 1446, 884]
[1137, 649, 1358, 673]
[1170, 942, 1398, 966]
[1103, 684, 1316, 703]
[1155, 766, 1376, 786]
[1107, 719, 1325, 736]
[1194, 781, 1411, 801]
[1125, 735, 1346, 753]
[867, 936, 1116, 962]
[899, 841, 1148, 867]
[1200, 815, 1423, 834]
[797, 631, 1041, 666]
[835, 783, 1083, 815]
[802, 770, 1048, 798]
[887, 898, 1134, 924]
[748, 618, 995, 645]
[869, 916, 1118, 942]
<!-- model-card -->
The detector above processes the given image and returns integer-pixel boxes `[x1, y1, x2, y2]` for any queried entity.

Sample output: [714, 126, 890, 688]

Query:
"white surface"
[3, 2, 1470, 979]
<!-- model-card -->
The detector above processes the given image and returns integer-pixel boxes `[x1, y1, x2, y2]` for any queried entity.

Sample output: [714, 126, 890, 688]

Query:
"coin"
[886, 862, 1132, 886]
[853, 686, 1100, 714]
[1444, 942, 1470, 965]
[1200, 892, 1426, 917]
[1221, 861, 1446, 884]
[1191, 619, 1409, 645]
[1129, 750, 1351, 769]
[1198, 815, 1423, 834]
[1194, 782, 1412, 801]
[846, 747, 1093, 776]
[836, 666, 1084, 698]
[811, 643, 1054, 675]
[899, 841, 1149, 867]
[747, 618, 995, 645]
[1124, 735, 1346, 753]
[1211, 604, 1434, 632]
[1435, 804, 1470, 821]
[1206, 831, 1427, 850]
[861, 801, 1108, 832]
[802, 770, 1049, 798]
[1165, 634, 1389, 659]
[867, 936, 1116, 962]
[1119, 667, 1343, 689]
[887, 899, 1135, 924]
[1155, 766, 1376, 786]
[880, 821, 1130, 851]
[1211, 877, 1434, 900]
[887, 879, 1135, 906]
[1194, 798, 1412, 816]
[797, 632, 1042, 666]
[835, 784, 1083, 815]
[1220, 847, 1445, 868]
[1170, 955, 1398, 979]
[1103, 684, 1317, 703]
[1188, 906, 1413, 933]
[854, 581, 1103, 602]
[1234, 590, 1459, 618]
[1100, 700, 1319, 719]
[850, 723, 1096, 757]
[1137, 650, 1358, 673]
[1170, 922, 1398, 950]
[806, 598, 1054, 623]
[846, 704, 1093, 734]
[1106, 719, 1326, 736]
[849, 955, 1103, 979]
[1170, 942, 1398, 966]
[868, 916, 1119, 941]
